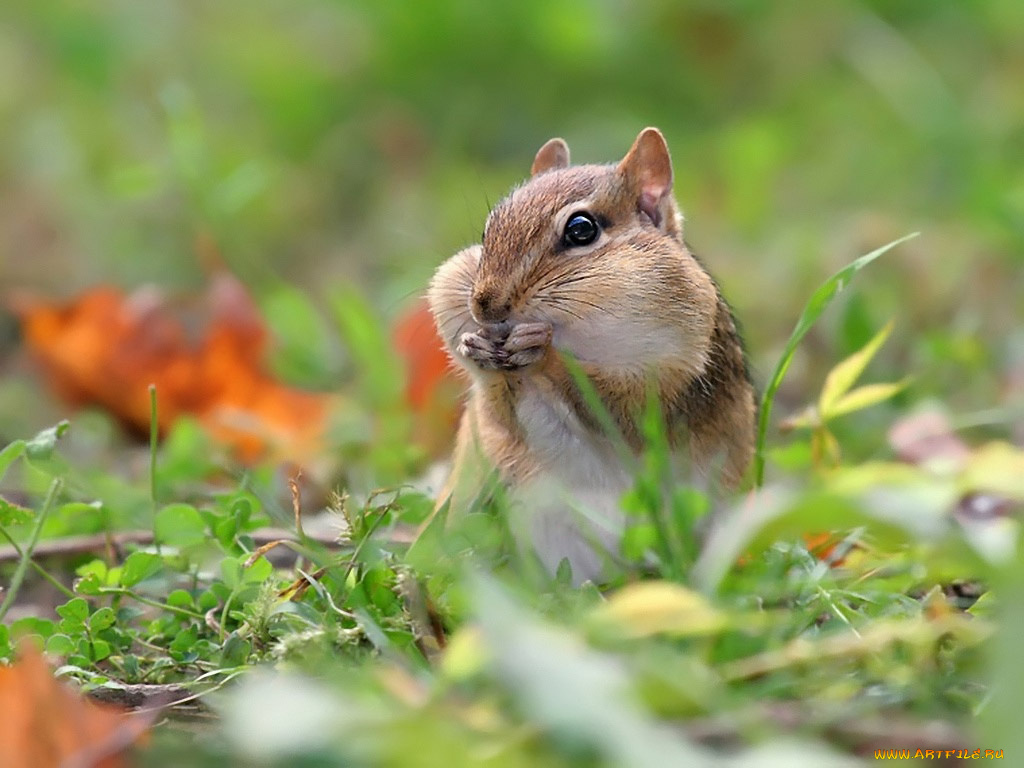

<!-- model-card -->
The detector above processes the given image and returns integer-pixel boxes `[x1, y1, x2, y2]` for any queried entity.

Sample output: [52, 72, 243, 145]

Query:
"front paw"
[458, 330, 506, 370]
[502, 322, 552, 369]
[458, 322, 552, 372]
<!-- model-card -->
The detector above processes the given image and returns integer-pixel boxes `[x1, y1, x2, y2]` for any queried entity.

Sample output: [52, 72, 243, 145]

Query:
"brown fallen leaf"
[12, 272, 336, 466]
[0, 644, 153, 768]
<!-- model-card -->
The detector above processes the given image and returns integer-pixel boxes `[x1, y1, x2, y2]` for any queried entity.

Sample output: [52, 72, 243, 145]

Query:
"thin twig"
[95, 587, 206, 620]
[0, 527, 341, 564]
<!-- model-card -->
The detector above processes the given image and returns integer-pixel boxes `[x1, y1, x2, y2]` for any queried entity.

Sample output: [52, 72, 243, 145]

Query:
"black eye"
[563, 212, 600, 247]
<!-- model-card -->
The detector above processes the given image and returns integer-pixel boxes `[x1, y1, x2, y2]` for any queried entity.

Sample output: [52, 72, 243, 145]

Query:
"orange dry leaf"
[14, 273, 334, 465]
[392, 297, 462, 456]
[803, 532, 848, 565]
[0, 644, 151, 768]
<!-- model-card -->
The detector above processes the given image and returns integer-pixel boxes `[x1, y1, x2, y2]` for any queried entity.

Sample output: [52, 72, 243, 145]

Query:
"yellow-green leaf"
[825, 377, 911, 420]
[590, 581, 726, 638]
[441, 625, 488, 681]
[960, 442, 1024, 500]
[819, 319, 895, 416]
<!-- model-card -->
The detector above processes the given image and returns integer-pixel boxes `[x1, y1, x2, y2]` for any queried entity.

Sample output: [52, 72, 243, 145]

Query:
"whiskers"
[450, 312, 475, 343]
[534, 298, 584, 322]
[546, 290, 616, 318]
[520, 264, 620, 324]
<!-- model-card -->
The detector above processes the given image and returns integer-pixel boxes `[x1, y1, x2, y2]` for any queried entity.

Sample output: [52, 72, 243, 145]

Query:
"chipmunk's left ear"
[531, 138, 570, 176]
[618, 127, 673, 228]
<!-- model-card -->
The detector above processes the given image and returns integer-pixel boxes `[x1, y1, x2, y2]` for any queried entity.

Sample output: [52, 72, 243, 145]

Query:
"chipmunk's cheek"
[554, 319, 687, 370]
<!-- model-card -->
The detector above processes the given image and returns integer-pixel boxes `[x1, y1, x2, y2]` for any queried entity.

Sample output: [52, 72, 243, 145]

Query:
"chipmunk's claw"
[459, 322, 552, 371]
[502, 322, 552, 368]
[458, 331, 505, 370]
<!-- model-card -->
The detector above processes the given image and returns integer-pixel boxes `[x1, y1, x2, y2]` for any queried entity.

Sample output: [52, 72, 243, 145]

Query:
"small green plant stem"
[149, 384, 159, 511]
[96, 587, 205, 620]
[0, 526, 75, 599]
[0, 478, 62, 621]
[341, 504, 390, 585]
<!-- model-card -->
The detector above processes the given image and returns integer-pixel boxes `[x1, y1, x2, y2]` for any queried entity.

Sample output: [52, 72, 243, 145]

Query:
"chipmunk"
[426, 127, 756, 584]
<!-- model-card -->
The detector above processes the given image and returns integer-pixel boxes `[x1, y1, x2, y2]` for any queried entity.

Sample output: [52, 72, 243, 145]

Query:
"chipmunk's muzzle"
[470, 286, 512, 325]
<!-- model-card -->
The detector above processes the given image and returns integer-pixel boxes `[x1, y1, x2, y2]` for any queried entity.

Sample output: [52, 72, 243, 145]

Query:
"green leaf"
[24, 420, 70, 460]
[220, 633, 252, 667]
[264, 283, 338, 385]
[198, 589, 219, 612]
[120, 552, 164, 587]
[621, 523, 658, 561]
[825, 378, 911, 420]
[155, 503, 207, 548]
[90, 638, 112, 662]
[243, 555, 273, 584]
[11, 616, 55, 640]
[0, 624, 11, 659]
[214, 516, 239, 547]
[74, 560, 108, 596]
[169, 626, 199, 659]
[330, 286, 403, 407]
[75, 574, 102, 596]
[753, 233, 918, 485]
[167, 589, 196, 610]
[221, 555, 243, 589]
[56, 597, 90, 624]
[0, 497, 32, 527]
[555, 557, 574, 586]
[46, 634, 76, 656]
[89, 607, 116, 633]
[818, 319, 894, 417]
[76, 558, 107, 580]
[158, 417, 214, 486]
[0, 440, 26, 483]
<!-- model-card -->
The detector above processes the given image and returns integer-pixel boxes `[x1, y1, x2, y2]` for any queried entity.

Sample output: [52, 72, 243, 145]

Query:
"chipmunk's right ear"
[531, 138, 570, 176]
[618, 127, 673, 228]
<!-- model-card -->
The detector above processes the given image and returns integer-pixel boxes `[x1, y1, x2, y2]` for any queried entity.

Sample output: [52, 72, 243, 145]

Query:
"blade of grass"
[0, 477, 62, 621]
[638, 385, 684, 579]
[753, 233, 918, 485]
[560, 352, 636, 472]
[149, 384, 158, 512]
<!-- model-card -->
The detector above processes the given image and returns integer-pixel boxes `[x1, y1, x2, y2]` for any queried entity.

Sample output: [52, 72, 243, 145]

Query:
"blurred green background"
[1, 0, 1021, 456]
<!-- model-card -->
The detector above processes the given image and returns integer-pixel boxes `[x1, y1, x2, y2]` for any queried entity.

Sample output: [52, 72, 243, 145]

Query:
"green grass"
[1, 2, 1022, 765]
[0, 239, 1019, 764]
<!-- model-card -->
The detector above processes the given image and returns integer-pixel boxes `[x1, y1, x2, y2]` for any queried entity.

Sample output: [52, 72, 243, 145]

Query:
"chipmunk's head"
[469, 128, 705, 336]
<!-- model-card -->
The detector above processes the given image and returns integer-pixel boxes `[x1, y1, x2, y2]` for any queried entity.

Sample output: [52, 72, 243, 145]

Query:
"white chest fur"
[512, 384, 631, 583]
[554, 320, 685, 371]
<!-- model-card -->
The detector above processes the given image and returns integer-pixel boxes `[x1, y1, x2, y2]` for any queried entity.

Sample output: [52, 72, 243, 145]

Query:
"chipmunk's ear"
[531, 138, 570, 176]
[618, 127, 673, 228]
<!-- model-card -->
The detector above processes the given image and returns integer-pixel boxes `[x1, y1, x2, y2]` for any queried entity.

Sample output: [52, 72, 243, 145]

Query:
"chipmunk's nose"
[471, 288, 512, 325]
